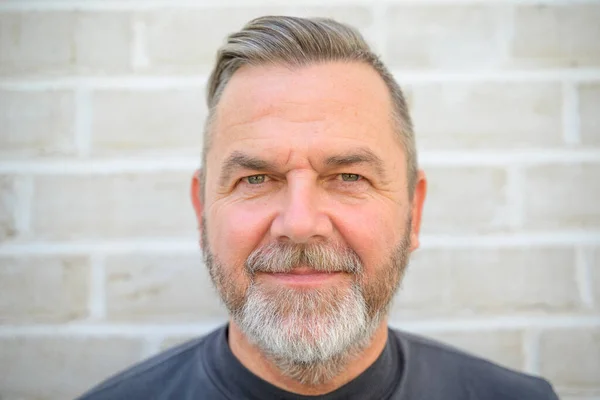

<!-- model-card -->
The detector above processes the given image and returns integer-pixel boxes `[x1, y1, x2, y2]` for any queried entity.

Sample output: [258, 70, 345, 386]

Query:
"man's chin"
[235, 282, 372, 364]
[275, 315, 341, 343]
[241, 309, 376, 386]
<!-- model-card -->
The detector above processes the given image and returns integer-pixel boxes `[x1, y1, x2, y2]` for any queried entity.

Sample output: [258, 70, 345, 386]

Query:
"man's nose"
[270, 176, 333, 244]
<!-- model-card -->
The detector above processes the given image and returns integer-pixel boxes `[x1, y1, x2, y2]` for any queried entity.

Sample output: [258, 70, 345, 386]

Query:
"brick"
[446, 248, 579, 313]
[585, 247, 600, 306]
[74, 12, 133, 74]
[424, 331, 524, 371]
[512, 5, 600, 68]
[140, 7, 372, 74]
[579, 84, 600, 146]
[0, 256, 89, 323]
[522, 164, 600, 229]
[420, 167, 509, 234]
[0, 337, 143, 399]
[539, 328, 600, 388]
[0, 12, 71, 76]
[393, 247, 579, 316]
[385, 5, 509, 69]
[556, 389, 600, 400]
[0, 90, 76, 157]
[393, 251, 449, 314]
[408, 83, 563, 149]
[105, 254, 227, 321]
[0, 11, 132, 76]
[91, 89, 205, 154]
[31, 172, 197, 240]
[0, 176, 18, 241]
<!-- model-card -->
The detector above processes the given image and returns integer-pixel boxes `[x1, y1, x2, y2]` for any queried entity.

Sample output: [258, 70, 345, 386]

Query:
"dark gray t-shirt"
[78, 325, 559, 400]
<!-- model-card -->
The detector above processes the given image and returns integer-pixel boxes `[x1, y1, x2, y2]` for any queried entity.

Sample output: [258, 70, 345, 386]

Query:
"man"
[80, 16, 559, 399]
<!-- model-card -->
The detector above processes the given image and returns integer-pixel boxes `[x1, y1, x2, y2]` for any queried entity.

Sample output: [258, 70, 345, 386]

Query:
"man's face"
[193, 62, 425, 382]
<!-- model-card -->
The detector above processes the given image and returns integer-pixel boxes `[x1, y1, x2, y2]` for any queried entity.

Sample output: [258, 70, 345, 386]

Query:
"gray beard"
[233, 279, 383, 385]
[202, 217, 411, 385]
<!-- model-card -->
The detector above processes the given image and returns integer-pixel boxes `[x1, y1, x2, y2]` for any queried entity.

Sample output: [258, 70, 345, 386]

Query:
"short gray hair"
[203, 15, 418, 198]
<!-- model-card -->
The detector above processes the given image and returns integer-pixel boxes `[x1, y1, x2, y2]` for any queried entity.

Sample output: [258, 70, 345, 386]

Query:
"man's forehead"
[214, 62, 393, 131]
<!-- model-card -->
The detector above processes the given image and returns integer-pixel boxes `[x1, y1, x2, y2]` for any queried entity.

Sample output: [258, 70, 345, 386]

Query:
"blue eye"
[245, 175, 266, 184]
[340, 173, 361, 182]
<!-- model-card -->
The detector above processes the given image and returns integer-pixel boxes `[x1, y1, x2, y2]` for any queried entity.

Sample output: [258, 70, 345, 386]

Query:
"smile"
[260, 268, 346, 287]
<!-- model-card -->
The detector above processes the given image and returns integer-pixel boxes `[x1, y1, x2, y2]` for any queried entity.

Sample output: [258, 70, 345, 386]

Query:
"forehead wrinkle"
[218, 97, 354, 134]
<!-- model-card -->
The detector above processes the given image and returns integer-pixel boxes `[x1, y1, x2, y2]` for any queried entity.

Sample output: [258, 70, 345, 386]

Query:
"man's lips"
[258, 267, 345, 286]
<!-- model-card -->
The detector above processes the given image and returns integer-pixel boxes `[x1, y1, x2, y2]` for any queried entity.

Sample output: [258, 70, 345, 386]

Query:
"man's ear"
[409, 170, 427, 252]
[190, 169, 204, 238]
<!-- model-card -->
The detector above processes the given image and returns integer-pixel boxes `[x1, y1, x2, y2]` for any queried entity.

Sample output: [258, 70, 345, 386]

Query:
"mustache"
[245, 242, 363, 275]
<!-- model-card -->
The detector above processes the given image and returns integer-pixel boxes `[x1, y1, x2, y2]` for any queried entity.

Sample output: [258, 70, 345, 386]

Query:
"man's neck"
[227, 319, 389, 396]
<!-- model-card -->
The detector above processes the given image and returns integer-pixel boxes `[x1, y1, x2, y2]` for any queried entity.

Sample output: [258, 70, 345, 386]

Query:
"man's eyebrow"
[324, 148, 386, 179]
[219, 148, 387, 185]
[219, 151, 276, 185]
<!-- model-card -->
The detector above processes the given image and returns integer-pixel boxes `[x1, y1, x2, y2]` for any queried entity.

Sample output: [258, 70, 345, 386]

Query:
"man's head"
[201, 16, 418, 199]
[191, 16, 426, 385]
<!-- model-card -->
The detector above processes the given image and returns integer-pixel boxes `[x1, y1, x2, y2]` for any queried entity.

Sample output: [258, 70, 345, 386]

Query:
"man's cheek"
[333, 207, 394, 258]
[212, 206, 273, 263]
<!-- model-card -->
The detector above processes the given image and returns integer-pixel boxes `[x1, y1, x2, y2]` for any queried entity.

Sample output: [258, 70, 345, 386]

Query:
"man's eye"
[244, 175, 267, 184]
[340, 173, 361, 182]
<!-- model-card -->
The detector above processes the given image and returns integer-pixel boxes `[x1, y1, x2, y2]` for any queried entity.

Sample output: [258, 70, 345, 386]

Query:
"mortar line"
[131, 16, 149, 71]
[522, 329, 541, 375]
[502, 1, 515, 66]
[87, 254, 107, 320]
[0, 0, 597, 11]
[372, 3, 388, 60]
[562, 82, 581, 146]
[575, 246, 595, 309]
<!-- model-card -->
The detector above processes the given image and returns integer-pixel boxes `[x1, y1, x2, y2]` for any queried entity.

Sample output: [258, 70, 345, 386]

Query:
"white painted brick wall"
[0, 1, 599, 399]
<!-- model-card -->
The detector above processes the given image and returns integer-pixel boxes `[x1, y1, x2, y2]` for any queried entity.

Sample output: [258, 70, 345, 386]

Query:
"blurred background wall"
[0, 0, 599, 398]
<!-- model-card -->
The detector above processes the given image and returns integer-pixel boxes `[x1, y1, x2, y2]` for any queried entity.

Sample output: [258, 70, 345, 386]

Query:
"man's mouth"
[259, 267, 346, 286]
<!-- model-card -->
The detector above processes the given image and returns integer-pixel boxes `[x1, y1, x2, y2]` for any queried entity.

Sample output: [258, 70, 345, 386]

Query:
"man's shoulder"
[392, 329, 559, 400]
[77, 328, 222, 400]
